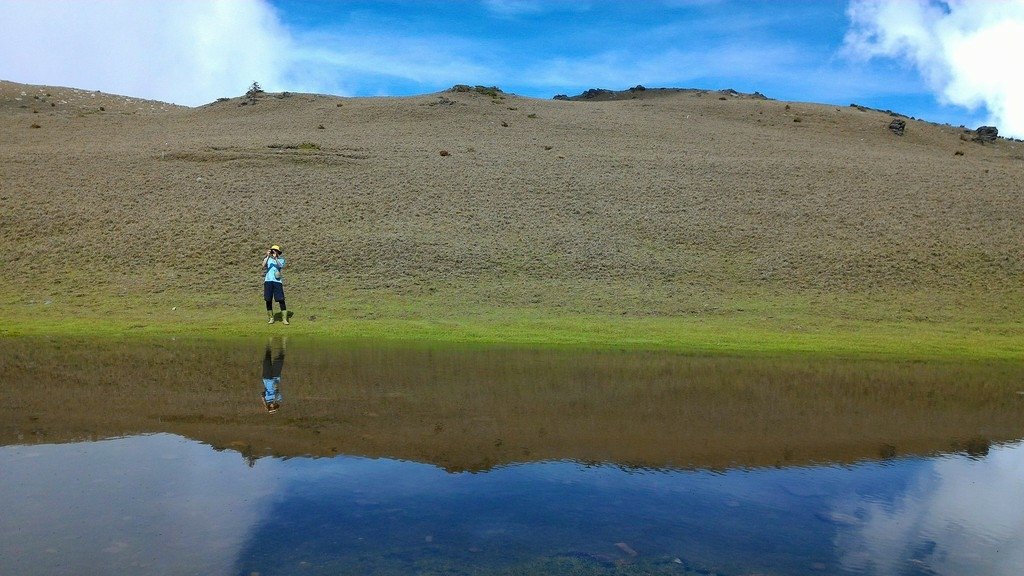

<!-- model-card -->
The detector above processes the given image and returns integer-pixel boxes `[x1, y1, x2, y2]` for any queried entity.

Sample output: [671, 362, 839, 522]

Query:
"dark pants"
[264, 281, 285, 310]
[262, 345, 285, 379]
[262, 343, 284, 405]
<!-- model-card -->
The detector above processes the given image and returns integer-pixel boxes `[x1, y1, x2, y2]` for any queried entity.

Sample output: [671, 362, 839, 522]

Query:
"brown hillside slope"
[2, 80, 1022, 338]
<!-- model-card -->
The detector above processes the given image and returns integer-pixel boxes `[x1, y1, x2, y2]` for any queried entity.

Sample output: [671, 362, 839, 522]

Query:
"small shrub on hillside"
[243, 82, 264, 106]
[439, 150, 450, 156]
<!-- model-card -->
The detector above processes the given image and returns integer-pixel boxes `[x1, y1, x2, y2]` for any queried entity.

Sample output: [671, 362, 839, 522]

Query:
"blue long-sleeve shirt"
[264, 257, 285, 283]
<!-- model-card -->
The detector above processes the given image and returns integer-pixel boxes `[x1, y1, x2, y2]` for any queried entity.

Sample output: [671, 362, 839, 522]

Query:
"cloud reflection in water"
[0, 434, 283, 576]
[3, 434, 1024, 575]
[835, 442, 1024, 576]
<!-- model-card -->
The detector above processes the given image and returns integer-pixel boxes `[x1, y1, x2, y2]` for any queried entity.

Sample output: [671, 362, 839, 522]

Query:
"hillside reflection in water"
[2, 337, 1023, 575]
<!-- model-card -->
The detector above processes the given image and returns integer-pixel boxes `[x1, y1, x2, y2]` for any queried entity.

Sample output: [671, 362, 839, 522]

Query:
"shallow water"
[2, 337, 1023, 575]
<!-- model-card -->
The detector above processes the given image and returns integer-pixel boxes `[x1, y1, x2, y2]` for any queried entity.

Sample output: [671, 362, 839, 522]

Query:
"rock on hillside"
[553, 85, 770, 102]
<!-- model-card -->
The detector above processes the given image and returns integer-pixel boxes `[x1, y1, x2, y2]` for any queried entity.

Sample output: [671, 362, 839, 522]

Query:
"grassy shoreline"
[3, 303, 1021, 362]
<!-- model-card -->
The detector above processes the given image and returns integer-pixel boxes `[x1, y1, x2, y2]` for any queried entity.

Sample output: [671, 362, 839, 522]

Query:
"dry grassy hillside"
[2, 80, 1022, 342]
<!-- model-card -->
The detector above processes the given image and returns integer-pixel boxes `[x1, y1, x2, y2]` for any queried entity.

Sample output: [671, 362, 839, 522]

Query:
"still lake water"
[2, 337, 1023, 575]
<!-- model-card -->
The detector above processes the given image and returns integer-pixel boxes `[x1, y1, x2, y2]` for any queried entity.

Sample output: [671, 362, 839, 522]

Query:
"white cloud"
[834, 443, 1024, 576]
[844, 0, 1024, 137]
[0, 435, 284, 575]
[0, 0, 292, 106]
[0, 0, 499, 102]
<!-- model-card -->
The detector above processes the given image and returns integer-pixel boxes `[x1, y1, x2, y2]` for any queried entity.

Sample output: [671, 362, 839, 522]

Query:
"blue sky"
[267, 0, 965, 124]
[2, 1, 1022, 136]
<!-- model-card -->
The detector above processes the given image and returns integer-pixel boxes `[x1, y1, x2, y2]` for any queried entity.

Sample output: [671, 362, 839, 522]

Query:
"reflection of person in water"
[262, 338, 285, 413]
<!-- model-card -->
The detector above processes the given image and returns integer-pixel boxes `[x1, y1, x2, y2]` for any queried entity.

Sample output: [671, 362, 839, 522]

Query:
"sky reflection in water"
[2, 434, 1023, 576]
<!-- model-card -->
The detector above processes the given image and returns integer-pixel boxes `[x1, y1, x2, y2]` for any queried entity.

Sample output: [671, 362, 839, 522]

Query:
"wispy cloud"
[289, 32, 496, 94]
[482, 0, 590, 17]
[522, 43, 807, 92]
[844, 0, 1024, 137]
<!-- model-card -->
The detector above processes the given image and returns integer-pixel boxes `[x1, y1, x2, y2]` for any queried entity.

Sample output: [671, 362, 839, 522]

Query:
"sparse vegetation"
[268, 142, 321, 150]
[1, 79, 1022, 359]
[450, 84, 503, 99]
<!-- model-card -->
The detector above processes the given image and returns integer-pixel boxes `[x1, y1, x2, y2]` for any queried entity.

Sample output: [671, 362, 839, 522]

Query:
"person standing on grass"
[262, 245, 288, 324]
